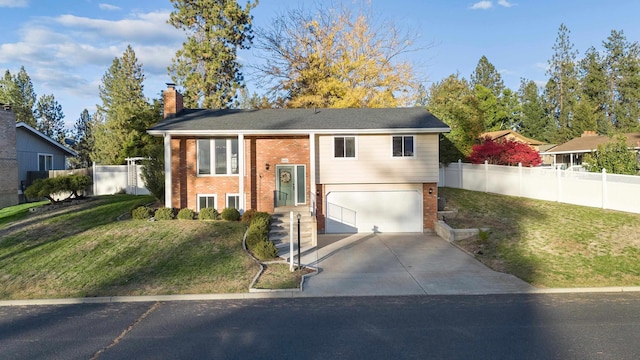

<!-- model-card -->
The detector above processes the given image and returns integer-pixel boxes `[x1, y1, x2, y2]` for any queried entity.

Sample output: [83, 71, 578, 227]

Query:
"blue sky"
[1, 0, 640, 129]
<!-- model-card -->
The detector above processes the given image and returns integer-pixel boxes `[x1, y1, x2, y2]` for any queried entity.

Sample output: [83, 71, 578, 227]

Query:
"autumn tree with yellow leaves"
[252, 4, 425, 108]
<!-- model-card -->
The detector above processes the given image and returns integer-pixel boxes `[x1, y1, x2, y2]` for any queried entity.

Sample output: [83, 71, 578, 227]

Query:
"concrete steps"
[269, 207, 315, 260]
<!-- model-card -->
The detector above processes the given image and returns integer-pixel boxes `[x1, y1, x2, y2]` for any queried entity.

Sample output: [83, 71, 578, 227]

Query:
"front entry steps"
[269, 206, 316, 262]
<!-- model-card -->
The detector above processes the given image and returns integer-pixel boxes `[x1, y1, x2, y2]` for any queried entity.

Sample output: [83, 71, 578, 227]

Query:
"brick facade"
[170, 135, 310, 214]
[0, 108, 18, 208]
[422, 183, 438, 231]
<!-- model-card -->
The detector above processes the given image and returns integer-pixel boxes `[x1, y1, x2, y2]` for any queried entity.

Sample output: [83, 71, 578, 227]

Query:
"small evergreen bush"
[246, 231, 268, 249]
[198, 207, 217, 220]
[241, 208, 257, 224]
[154, 207, 175, 220]
[221, 207, 240, 221]
[177, 208, 194, 220]
[132, 206, 153, 220]
[252, 240, 279, 261]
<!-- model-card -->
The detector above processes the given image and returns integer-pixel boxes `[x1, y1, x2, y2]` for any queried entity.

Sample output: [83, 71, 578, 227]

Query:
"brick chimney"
[163, 83, 183, 118]
[581, 130, 597, 137]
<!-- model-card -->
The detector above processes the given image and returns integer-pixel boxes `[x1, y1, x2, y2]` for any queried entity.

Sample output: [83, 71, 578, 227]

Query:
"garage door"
[325, 191, 422, 233]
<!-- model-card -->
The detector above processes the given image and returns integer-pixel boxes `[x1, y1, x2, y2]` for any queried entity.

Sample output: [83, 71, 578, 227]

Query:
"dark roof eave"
[147, 127, 451, 137]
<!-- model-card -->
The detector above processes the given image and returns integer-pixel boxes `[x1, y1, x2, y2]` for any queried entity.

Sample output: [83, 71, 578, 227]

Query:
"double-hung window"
[198, 194, 216, 211]
[38, 153, 53, 171]
[226, 194, 240, 210]
[198, 138, 239, 175]
[334, 136, 356, 158]
[392, 136, 415, 157]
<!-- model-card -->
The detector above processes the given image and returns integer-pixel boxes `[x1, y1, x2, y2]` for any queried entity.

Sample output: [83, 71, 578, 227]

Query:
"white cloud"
[0, 0, 28, 7]
[470, 1, 492, 10]
[497, 0, 515, 7]
[99, 3, 121, 11]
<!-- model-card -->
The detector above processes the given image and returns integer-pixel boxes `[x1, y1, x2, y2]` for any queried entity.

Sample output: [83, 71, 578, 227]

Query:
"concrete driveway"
[300, 233, 534, 296]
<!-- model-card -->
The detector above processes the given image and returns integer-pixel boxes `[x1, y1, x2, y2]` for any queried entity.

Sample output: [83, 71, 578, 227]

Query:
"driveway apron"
[300, 233, 534, 296]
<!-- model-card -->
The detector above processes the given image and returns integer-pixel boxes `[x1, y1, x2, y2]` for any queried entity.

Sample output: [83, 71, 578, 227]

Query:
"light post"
[296, 212, 301, 270]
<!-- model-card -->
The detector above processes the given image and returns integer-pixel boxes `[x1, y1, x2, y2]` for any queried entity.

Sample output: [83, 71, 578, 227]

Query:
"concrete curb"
[2, 286, 640, 307]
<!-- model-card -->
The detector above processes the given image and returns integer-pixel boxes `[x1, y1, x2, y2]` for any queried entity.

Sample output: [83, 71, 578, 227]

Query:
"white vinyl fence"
[92, 162, 150, 196]
[439, 160, 640, 214]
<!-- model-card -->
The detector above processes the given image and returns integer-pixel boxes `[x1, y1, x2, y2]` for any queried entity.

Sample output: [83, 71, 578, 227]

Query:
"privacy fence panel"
[439, 161, 639, 214]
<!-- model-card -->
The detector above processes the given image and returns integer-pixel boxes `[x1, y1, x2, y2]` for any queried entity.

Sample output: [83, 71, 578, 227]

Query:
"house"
[0, 105, 18, 208]
[541, 131, 640, 169]
[479, 130, 546, 151]
[148, 84, 450, 233]
[16, 122, 77, 200]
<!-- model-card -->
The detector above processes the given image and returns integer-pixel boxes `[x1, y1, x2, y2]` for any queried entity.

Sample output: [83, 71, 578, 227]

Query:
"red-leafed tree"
[468, 137, 542, 167]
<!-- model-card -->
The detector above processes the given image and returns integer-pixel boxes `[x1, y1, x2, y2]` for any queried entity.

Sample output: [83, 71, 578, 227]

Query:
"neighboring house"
[479, 130, 546, 151]
[541, 131, 640, 169]
[16, 122, 77, 197]
[148, 84, 450, 234]
[0, 105, 18, 208]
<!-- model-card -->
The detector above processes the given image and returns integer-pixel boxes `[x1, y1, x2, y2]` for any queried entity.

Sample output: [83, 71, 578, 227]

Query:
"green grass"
[0, 200, 48, 229]
[440, 187, 640, 288]
[0, 195, 259, 300]
[253, 263, 313, 289]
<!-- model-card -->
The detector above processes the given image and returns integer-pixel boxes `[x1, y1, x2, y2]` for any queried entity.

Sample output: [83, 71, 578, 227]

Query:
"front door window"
[276, 165, 305, 207]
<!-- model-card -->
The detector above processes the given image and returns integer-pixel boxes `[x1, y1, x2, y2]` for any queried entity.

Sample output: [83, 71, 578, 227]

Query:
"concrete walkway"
[300, 233, 535, 296]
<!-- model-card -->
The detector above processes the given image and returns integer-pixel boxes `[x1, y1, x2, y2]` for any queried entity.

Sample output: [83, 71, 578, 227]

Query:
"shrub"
[24, 174, 92, 203]
[198, 207, 217, 220]
[154, 207, 175, 220]
[177, 208, 194, 220]
[132, 206, 153, 220]
[221, 207, 240, 221]
[241, 208, 257, 224]
[252, 240, 279, 261]
[246, 231, 268, 249]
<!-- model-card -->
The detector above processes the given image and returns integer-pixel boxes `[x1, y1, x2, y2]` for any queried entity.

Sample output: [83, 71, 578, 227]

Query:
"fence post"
[458, 159, 462, 189]
[92, 162, 96, 196]
[484, 160, 489, 193]
[602, 168, 607, 209]
[518, 162, 522, 197]
[556, 165, 562, 203]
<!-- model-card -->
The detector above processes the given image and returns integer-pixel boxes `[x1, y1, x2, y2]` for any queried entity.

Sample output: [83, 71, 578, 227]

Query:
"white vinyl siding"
[318, 134, 439, 184]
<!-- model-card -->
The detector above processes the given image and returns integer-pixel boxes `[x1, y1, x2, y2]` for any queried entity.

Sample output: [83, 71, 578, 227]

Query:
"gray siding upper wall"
[317, 133, 439, 184]
[16, 128, 69, 185]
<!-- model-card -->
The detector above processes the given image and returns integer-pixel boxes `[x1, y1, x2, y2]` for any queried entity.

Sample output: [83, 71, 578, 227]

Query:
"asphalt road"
[2, 293, 640, 359]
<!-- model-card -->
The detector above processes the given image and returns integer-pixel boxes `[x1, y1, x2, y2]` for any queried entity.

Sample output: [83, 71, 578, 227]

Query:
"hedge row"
[131, 206, 239, 221]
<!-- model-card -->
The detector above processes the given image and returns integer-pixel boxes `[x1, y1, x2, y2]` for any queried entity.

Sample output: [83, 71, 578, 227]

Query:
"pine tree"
[168, 0, 257, 109]
[34, 94, 67, 145]
[470, 55, 505, 96]
[69, 109, 94, 169]
[518, 79, 550, 142]
[0, 67, 37, 126]
[602, 30, 640, 132]
[578, 47, 610, 134]
[545, 24, 580, 142]
[93, 45, 150, 164]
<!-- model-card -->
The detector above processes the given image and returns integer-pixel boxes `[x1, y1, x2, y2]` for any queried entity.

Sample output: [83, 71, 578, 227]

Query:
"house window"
[392, 136, 414, 157]
[334, 136, 356, 158]
[226, 194, 240, 210]
[198, 138, 239, 175]
[197, 194, 217, 211]
[38, 153, 53, 171]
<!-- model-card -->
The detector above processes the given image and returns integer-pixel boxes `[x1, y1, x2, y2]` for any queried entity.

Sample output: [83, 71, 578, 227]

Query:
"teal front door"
[276, 165, 306, 207]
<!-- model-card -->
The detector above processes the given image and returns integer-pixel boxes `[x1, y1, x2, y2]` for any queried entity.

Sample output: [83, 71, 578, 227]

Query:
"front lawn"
[440, 187, 640, 288]
[0, 195, 259, 299]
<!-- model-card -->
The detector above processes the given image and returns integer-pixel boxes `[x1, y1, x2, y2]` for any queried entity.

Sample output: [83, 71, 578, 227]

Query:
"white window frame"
[391, 135, 416, 158]
[197, 194, 217, 211]
[333, 136, 357, 159]
[197, 138, 239, 176]
[226, 193, 241, 210]
[38, 153, 53, 171]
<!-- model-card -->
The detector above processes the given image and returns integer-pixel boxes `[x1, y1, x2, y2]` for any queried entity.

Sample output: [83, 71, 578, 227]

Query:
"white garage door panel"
[326, 191, 422, 233]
